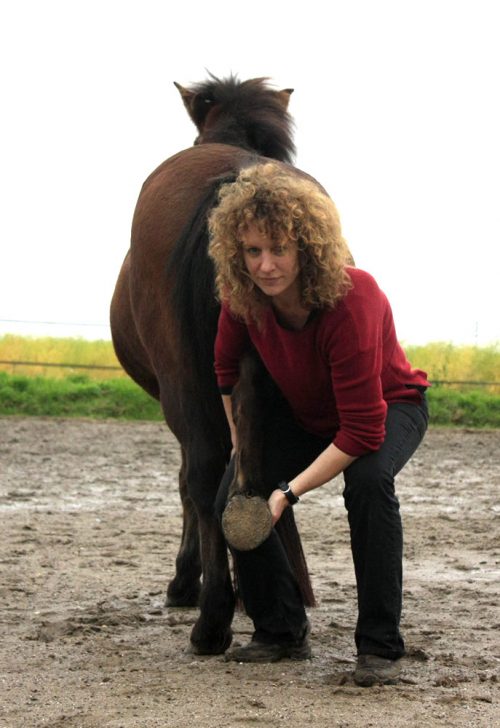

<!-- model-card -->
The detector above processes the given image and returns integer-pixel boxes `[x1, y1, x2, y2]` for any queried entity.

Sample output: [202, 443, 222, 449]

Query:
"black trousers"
[215, 394, 428, 660]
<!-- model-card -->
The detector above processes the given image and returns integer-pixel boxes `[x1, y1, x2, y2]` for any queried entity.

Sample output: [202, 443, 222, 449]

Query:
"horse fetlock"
[165, 577, 201, 608]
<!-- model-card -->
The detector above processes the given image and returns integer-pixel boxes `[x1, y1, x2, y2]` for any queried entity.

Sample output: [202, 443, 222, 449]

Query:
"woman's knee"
[343, 456, 396, 507]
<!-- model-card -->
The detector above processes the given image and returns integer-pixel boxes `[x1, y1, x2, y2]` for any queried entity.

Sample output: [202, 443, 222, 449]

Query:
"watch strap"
[278, 480, 300, 505]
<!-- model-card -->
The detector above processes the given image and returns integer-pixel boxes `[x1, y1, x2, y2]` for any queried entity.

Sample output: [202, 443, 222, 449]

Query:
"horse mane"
[186, 74, 296, 163]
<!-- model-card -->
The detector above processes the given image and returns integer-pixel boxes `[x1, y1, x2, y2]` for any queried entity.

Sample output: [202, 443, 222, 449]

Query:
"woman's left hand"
[268, 488, 289, 526]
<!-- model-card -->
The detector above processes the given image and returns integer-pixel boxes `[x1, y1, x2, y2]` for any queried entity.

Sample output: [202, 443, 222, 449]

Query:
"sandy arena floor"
[1, 417, 499, 727]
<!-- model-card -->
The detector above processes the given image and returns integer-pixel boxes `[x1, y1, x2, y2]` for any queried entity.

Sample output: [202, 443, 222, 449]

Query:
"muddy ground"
[1, 417, 499, 727]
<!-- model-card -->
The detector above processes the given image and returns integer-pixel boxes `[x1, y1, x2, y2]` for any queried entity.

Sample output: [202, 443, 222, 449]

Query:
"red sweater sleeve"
[322, 275, 389, 455]
[214, 304, 251, 393]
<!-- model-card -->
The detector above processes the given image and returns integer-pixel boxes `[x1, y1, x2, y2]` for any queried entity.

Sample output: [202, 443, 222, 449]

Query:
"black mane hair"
[187, 74, 296, 163]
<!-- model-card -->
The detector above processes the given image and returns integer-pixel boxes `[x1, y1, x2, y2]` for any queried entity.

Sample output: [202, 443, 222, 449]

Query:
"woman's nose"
[259, 251, 275, 271]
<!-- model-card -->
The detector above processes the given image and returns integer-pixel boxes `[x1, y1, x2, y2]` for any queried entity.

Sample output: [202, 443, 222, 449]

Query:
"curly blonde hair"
[208, 161, 353, 323]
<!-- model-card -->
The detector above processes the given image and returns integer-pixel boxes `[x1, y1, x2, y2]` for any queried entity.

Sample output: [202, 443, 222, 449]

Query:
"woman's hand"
[268, 488, 289, 526]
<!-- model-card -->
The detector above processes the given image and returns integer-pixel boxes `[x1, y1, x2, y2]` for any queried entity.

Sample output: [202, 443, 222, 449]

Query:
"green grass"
[426, 387, 500, 428]
[0, 372, 162, 420]
[0, 371, 499, 428]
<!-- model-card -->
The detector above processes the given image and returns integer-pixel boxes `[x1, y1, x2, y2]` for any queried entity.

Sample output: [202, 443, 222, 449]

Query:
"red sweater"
[214, 268, 430, 456]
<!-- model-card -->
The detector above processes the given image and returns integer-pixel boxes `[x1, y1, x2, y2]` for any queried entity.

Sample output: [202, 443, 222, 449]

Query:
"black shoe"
[353, 654, 401, 686]
[225, 634, 311, 663]
[225, 639, 311, 663]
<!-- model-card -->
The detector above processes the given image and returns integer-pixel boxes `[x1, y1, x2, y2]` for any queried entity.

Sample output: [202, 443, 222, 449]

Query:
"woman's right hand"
[268, 488, 289, 526]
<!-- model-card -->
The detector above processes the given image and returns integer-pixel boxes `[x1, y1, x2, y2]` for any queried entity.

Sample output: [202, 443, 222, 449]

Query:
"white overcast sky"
[1, 0, 498, 345]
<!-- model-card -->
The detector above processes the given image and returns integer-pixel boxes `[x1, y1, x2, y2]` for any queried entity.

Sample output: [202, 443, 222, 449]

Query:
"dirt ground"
[1, 417, 499, 728]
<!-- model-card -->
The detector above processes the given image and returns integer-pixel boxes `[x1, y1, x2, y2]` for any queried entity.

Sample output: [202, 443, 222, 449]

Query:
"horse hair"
[166, 172, 239, 406]
[188, 74, 296, 163]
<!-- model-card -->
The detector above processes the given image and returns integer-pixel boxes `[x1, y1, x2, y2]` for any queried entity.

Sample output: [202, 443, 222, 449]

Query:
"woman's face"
[240, 222, 301, 303]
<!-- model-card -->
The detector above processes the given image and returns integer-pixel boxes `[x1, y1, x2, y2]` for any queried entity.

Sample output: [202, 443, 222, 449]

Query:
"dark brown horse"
[110, 75, 315, 654]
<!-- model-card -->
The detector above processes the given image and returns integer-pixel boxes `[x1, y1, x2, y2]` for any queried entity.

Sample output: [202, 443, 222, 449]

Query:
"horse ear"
[174, 82, 197, 123]
[276, 88, 294, 110]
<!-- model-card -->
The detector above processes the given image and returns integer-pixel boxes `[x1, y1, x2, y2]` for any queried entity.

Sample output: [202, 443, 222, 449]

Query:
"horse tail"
[166, 172, 238, 410]
[276, 512, 316, 607]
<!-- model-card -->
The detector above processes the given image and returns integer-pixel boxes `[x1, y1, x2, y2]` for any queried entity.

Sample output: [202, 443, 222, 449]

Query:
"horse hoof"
[189, 629, 233, 656]
[222, 494, 272, 550]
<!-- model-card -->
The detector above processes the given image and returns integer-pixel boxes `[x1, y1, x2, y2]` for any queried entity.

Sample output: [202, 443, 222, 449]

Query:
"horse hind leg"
[165, 448, 202, 607]
[184, 441, 235, 654]
[190, 509, 234, 654]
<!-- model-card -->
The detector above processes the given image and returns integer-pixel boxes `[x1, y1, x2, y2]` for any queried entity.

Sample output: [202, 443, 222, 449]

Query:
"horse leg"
[191, 511, 234, 654]
[185, 440, 235, 654]
[231, 351, 316, 607]
[165, 447, 202, 607]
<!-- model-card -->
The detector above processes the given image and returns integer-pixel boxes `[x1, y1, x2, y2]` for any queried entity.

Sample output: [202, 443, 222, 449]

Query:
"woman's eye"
[273, 245, 287, 255]
[244, 247, 260, 256]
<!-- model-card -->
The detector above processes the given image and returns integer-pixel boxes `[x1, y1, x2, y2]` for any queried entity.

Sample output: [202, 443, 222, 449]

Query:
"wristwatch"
[278, 481, 300, 505]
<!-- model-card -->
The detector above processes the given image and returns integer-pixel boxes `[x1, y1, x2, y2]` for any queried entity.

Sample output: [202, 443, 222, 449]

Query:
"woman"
[208, 162, 429, 686]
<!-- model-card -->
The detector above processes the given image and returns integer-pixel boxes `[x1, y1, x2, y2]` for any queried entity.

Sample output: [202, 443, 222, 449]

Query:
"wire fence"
[0, 359, 499, 389]
[0, 319, 111, 328]
[0, 360, 122, 371]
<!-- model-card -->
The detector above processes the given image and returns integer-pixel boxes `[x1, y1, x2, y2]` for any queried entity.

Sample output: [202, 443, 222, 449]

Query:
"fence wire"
[0, 360, 499, 388]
